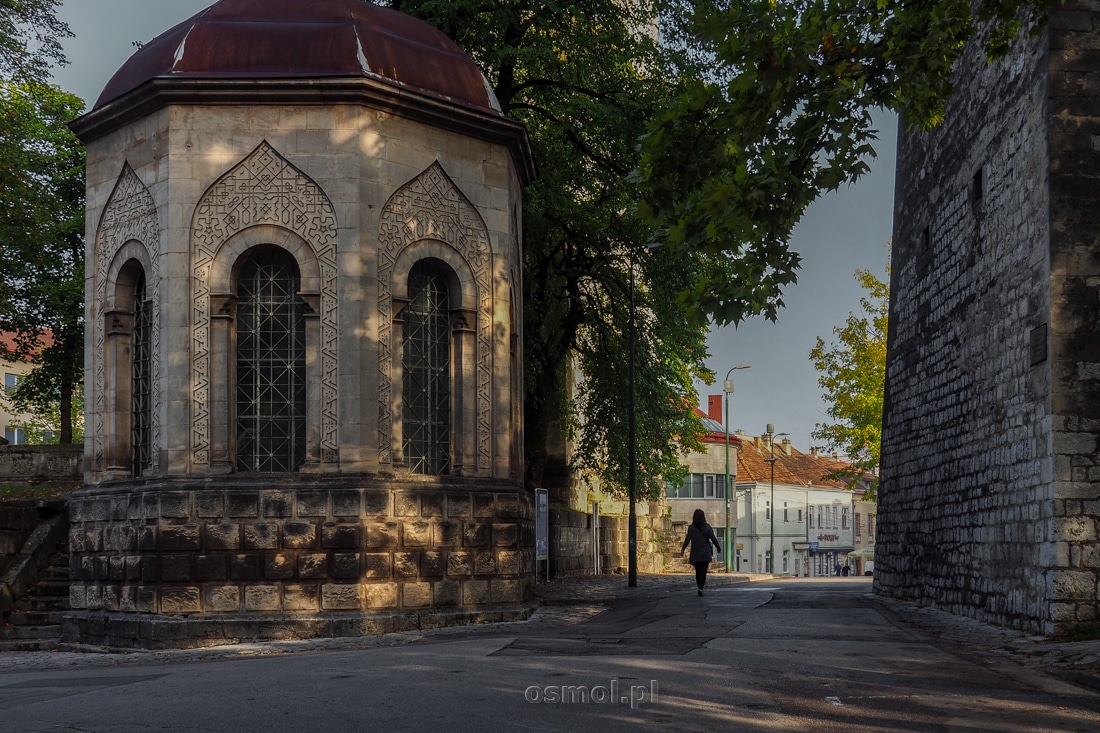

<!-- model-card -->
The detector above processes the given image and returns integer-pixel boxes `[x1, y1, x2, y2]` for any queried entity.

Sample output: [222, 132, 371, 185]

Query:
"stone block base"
[66, 475, 535, 647]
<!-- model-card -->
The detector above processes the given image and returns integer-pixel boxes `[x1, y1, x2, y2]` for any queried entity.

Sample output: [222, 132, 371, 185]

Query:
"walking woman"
[680, 509, 722, 596]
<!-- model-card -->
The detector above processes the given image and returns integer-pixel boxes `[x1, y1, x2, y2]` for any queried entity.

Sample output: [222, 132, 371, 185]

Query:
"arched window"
[131, 269, 151, 475]
[235, 246, 306, 472]
[403, 261, 452, 475]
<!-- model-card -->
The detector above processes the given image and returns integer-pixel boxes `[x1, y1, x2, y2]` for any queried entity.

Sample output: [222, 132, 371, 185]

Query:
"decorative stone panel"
[92, 164, 161, 475]
[377, 162, 494, 470]
[190, 141, 339, 468]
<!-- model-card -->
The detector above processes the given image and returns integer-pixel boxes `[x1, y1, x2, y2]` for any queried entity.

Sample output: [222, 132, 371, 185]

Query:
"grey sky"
[51, 0, 895, 452]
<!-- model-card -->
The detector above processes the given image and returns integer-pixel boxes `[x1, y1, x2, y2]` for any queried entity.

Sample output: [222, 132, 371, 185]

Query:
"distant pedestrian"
[842, 565, 850, 577]
[680, 509, 722, 596]
[835, 563, 842, 577]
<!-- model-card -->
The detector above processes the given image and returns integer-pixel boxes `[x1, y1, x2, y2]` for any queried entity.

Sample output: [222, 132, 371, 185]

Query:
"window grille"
[235, 247, 306, 472]
[403, 263, 451, 475]
[131, 270, 152, 475]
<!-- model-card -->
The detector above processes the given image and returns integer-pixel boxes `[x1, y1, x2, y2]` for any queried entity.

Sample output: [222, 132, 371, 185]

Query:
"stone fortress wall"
[878, 4, 1100, 634]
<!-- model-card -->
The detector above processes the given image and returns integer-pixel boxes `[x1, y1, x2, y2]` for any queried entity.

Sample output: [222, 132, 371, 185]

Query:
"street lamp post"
[764, 424, 788, 574]
[628, 255, 637, 588]
[627, 243, 663, 589]
[723, 366, 749, 572]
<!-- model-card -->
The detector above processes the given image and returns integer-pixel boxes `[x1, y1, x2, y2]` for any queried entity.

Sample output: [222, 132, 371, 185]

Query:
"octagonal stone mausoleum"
[66, 0, 537, 648]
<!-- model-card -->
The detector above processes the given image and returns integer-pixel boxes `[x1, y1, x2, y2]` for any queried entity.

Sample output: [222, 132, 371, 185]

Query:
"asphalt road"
[2, 577, 1098, 732]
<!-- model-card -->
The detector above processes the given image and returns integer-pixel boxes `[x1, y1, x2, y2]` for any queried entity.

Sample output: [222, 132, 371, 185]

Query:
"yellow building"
[0, 333, 36, 445]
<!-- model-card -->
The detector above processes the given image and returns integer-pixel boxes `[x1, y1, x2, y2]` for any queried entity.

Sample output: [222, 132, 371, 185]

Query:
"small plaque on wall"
[1030, 323, 1048, 366]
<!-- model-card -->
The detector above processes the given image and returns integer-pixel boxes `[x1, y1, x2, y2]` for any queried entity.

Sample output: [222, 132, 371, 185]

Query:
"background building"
[0, 332, 43, 446]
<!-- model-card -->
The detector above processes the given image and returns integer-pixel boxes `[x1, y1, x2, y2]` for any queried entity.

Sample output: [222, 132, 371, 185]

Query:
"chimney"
[782, 438, 792, 456]
[707, 395, 722, 423]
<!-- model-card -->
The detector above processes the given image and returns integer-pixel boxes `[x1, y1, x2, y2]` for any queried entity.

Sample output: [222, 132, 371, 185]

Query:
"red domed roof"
[95, 0, 499, 112]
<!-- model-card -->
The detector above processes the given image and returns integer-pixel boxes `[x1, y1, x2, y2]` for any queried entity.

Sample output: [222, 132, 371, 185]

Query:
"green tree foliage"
[810, 266, 888, 493]
[0, 0, 71, 84]
[1, 380, 84, 444]
[638, 0, 1062, 328]
[0, 80, 85, 444]
[385, 0, 714, 497]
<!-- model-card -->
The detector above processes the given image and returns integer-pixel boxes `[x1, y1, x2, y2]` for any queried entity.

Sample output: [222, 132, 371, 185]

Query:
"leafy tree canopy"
[810, 266, 888, 495]
[0, 80, 85, 444]
[638, 0, 1063, 328]
[0, 0, 71, 84]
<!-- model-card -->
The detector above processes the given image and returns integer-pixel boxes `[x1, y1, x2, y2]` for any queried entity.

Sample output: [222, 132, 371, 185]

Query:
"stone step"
[27, 579, 70, 597]
[11, 595, 69, 613]
[4, 609, 65, 626]
[0, 638, 60, 652]
[42, 564, 71, 581]
[0, 624, 62, 641]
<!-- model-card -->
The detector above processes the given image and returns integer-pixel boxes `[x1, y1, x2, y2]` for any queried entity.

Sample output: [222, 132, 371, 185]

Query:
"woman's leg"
[694, 562, 707, 589]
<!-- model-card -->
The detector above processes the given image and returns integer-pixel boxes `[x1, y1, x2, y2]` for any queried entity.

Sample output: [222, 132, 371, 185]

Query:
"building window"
[3, 372, 18, 396]
[842, 507, 848, 529]
[403, 261, 452, 475]
[4, 427, 25, 445]
[868, 515, 875, 539]
[235, 247, 306, 473]
[797, 508, 803, 523]
[670, 473, 730, 499]
[783, 502, 789, 522]
[765, 500, 771, 520]
[782, 549, 789, 573]
[131, 270, 152, 476]
[855, 513, 862, 541]
[808, 506, 814, 528]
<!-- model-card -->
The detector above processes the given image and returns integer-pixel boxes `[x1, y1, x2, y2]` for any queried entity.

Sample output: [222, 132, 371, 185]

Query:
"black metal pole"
[628, 257, 637, 588]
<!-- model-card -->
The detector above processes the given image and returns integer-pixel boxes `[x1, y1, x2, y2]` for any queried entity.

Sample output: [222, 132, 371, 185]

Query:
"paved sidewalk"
[3, 570, 1100, 694]
[533, 569, 759, 604]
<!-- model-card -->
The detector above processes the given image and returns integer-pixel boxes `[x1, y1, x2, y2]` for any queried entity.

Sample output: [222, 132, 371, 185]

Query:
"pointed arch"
[93, 163, 160, 476]
[377, 162, 493, 471]
[191, 141, 338, 469]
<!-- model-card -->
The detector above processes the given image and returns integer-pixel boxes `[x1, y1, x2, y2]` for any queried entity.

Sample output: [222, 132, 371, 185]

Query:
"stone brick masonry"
[879, 3, 1100, 635]
[64, 477, 536, 648]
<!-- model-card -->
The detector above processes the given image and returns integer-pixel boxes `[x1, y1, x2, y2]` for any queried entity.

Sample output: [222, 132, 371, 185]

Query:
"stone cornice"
[70, 76, 537, 186]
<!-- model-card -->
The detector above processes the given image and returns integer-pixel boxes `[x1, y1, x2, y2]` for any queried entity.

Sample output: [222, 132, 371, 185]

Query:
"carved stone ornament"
[93, 164, 161, 473]
[191, 141, 339, 467]
[377, 162, 493, 469]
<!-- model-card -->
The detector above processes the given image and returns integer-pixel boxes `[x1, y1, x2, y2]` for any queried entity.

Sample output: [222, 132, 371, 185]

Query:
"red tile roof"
[734, 435, 856, 489]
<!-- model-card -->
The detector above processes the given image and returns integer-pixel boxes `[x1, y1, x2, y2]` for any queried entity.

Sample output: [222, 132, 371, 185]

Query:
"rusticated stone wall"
[878, 4, 1100, 635]
[548, 504, 672, 578]
[64, 477, 535, 648]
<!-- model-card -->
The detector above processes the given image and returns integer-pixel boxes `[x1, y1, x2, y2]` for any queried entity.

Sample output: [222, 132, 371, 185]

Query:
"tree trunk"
[59, 380, 72, 445]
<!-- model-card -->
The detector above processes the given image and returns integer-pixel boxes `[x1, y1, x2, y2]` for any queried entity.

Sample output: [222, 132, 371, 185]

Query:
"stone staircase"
[1, 545, 69, 651]
[0, 501, 70, 652]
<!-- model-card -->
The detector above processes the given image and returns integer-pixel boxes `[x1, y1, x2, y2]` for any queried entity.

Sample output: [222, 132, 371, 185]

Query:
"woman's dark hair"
[692, 509, 706, 529]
